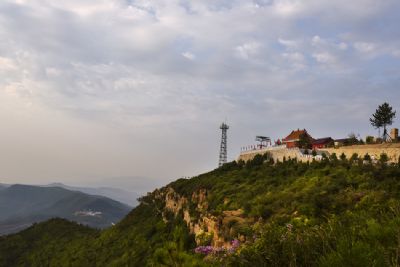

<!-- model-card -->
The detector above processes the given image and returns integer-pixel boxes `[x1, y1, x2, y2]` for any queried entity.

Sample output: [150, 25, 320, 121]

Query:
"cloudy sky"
[0, 0, 399, 190]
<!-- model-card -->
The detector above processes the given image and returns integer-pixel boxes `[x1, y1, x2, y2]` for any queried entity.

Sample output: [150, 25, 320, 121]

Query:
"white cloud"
[182, 51, 195, 60]
[45, 67, 62, 77]
[273, 0, 303, 17]
[392, 50, 400, 58]
[338, 42, 348, 50]
[282, 52, 304, 62]
[282, 52, 306, 70]
[0, 0, 399, 185]
[278, 38, 300, 50]
[235, 41, 261, 60]
[354, 42, 376, 53]
[0, 56, 17, 72]
[312, 52, 336, 64]
[311, 35, 324, 46]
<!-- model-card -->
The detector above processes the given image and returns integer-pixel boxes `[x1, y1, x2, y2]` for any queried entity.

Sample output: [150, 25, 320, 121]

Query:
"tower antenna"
[218, 122, 229, 167]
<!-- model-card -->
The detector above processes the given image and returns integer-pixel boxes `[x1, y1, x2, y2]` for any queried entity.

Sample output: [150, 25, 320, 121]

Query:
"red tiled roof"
[282, 129, 312, 142]
[312, 137, 333, 145]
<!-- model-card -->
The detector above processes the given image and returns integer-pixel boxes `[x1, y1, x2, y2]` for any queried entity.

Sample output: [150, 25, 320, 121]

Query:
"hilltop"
[1, 155, 400, 266]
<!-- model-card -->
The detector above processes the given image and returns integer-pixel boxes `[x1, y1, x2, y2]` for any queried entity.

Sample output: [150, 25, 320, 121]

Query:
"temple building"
[312, 137, 334, 149]
[282, 129, 313, 148]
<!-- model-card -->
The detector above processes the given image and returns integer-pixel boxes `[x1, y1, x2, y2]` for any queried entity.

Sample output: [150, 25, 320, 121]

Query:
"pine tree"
[297, 132, 312, 149]
[370, 102, 396, 141]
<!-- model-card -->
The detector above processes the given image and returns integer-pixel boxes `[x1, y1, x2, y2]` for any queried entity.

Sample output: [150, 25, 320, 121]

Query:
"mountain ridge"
[44, 182, 140, 207]
[0, 184, 131, 235]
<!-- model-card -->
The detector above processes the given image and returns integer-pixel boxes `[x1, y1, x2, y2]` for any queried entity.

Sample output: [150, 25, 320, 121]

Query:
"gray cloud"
[0, 0, 399, 188]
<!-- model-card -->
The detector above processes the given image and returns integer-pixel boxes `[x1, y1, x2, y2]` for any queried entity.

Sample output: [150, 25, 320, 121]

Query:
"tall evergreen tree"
[297, 132, 312, 149]
[370, 102, 396, 141]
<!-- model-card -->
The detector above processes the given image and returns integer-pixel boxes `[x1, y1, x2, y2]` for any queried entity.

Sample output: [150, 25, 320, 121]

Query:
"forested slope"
[1, 154, 400, 266]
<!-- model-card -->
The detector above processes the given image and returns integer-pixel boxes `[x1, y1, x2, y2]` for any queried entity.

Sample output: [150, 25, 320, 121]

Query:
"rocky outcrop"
[160, 187, 250, 248]
[164, 187, 188, 214]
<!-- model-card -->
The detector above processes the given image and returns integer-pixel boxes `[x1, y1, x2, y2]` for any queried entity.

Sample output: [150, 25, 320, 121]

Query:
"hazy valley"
[0, 184, 131, 235]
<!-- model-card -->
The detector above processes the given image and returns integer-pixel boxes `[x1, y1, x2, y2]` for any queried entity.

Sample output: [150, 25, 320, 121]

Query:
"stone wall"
[320, 143, 400, 162]
[237, 147, 313, 163]
[237, 143, 400, 163]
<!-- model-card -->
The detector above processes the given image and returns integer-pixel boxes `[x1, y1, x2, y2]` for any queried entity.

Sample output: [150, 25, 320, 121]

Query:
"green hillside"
[0, 218, 99, 267]
[1, 154, 400, 266]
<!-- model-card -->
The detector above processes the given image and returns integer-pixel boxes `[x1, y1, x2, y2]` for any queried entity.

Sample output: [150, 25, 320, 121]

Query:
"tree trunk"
[383, 125, 390, 142]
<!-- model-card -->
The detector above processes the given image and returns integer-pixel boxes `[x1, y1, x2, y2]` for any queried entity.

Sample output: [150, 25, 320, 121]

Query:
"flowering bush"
[194, 239, 240, 256]
[194, 245, 214, 255]
[227, 239, 240, 253]
[231, 239, 240, 248]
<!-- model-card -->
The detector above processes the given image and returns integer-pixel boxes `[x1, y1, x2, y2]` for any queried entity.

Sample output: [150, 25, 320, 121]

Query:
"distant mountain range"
[0, 184, 132, 235]
[45, 183, 140, 207]
[0, 184, 8, 190]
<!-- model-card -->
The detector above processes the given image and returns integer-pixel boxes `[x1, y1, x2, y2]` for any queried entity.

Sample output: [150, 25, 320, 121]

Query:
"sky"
[0, 0, 399, 191]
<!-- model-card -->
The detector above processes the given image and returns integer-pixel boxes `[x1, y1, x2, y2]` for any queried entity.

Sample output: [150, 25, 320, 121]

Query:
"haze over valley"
[0, 184, 131, 235]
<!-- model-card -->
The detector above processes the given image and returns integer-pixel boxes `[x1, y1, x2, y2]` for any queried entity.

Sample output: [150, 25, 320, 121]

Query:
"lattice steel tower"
[218, 122, 229, 167]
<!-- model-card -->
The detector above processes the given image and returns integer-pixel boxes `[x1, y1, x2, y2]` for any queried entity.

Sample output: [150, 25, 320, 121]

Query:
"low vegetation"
[1, 154, 400, 266]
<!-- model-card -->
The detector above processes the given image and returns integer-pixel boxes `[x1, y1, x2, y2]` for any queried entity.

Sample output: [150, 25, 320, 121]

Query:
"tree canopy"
[296, 132, 312, 149]
[370, 102, 396, 140]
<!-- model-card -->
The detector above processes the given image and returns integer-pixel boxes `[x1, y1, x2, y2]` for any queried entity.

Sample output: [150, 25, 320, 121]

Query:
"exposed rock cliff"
[160, 187, 251, 248]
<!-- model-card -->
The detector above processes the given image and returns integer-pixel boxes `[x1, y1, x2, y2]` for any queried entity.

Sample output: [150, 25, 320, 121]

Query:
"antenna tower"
[218, 122, 229, 167]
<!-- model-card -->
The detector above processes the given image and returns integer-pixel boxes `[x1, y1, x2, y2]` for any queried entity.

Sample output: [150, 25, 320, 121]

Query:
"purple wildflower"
[194, 239, 241, 256]
[226, 239, 240, 254]
[194, 246, 214, 255]
[231, 239, 240, 248]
